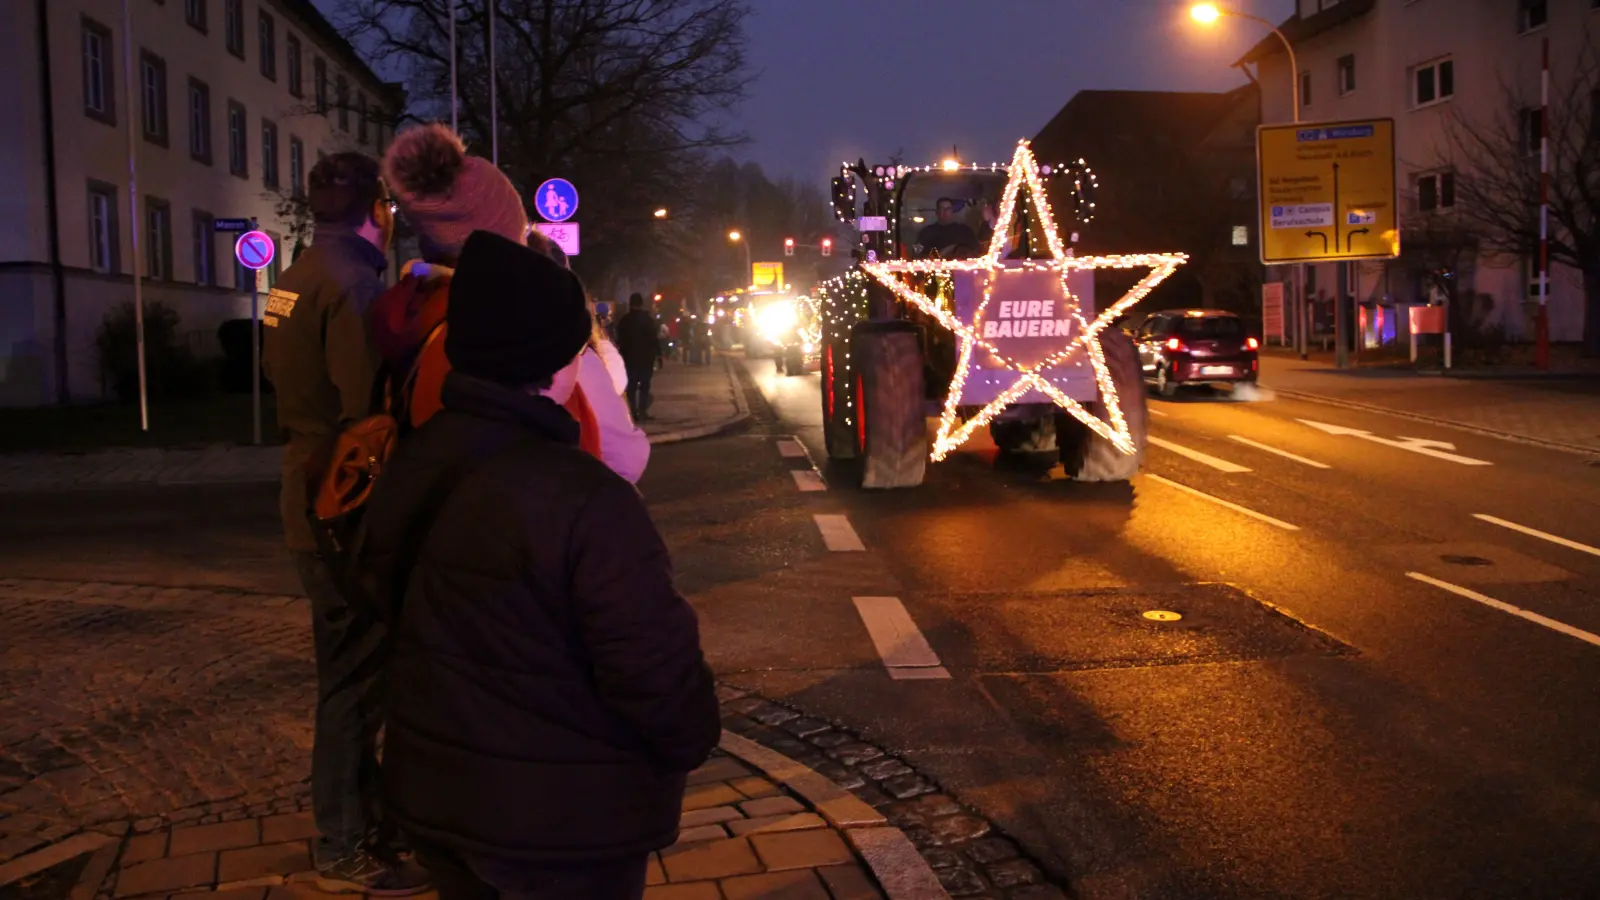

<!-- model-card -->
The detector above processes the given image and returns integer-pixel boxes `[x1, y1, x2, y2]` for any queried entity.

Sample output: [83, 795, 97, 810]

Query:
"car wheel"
[1156, 364, 1178, 398]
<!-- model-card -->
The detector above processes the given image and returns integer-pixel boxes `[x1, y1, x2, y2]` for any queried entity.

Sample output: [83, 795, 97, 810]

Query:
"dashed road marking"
[792, 470, 827, 492]
[1148, 436, 1253, 473]
[777, 438, 808, 459]
[1144, 473, 1301, 531]
[814, 514, 865, 551]
[1227, 435, 1332, 469]
[852, 596, 951, 679]
[1406, 572, 1600, 648]
[1473, 514, 1600, 559]
[1298, 419, 1493, 466]
[1148, 407, 1170, 417]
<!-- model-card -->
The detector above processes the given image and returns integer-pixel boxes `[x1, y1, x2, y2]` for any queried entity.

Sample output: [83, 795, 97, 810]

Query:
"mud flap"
[1064, 328, 1147, 482]
[853, 321, 927, 489]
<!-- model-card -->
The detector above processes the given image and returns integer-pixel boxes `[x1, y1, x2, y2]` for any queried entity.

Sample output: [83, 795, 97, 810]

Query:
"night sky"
[319, 1, 1296, 181]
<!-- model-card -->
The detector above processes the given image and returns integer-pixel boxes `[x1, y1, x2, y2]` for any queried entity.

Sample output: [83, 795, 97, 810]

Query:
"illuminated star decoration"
[862, 140, 1187, 462]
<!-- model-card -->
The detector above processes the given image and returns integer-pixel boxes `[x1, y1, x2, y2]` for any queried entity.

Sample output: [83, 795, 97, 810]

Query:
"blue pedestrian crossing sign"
[534, 178, 579, 223]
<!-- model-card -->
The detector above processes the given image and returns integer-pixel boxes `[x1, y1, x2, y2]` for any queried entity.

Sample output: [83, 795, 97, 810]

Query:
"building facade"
[1242, 0, 1598, 348]
[0, 0, 401, 406]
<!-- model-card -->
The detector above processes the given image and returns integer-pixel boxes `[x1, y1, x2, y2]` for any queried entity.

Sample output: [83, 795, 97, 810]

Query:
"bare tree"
[336, 0, 751, 290]
[1440, 35, 1600, 355]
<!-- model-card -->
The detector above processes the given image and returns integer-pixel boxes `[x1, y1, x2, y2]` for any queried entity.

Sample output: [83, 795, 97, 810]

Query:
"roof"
[1032, 89, 1251, 167]
[1235, 0, 1377, 65]
[276, 0, 405, 110]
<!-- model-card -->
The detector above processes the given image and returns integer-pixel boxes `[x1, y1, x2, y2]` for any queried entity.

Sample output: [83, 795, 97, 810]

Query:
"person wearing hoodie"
[357, 230, 719, 899]
[371, 123, 648, 482]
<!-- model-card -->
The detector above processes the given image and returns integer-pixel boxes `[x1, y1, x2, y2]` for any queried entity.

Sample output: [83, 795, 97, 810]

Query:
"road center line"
[777, 438, 808, 459]
[1143, 473, 1301, 531]
[1148, 436, 1253, 473]
[1406, 572, 1600, 648]
[852, 596, 951, 679]
[792, 470, 827, 492]
[1227, 435, 1332, 469]
[1147, 407, 1169, 417]
[1473, 514, 1600, 558]
[814, 514, 865, 551]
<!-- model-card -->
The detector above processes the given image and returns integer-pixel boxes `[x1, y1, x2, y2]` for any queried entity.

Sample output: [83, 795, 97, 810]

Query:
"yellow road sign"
[1257, 119, 1399, 265]
[752, 261, 784, 288]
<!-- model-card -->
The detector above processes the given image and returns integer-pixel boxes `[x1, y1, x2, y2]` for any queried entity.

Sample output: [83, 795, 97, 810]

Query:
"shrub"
[94, 301, 216, 402]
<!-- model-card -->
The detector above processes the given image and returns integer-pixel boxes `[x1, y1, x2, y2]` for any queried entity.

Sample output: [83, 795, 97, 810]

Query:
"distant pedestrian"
[261, 152, 432, 896]
[357, 230, 720, 900]
[615, 293, 661, 419]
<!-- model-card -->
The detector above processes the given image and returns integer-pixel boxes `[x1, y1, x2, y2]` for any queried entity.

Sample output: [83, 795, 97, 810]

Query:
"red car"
[1134, 309, 1259, 397]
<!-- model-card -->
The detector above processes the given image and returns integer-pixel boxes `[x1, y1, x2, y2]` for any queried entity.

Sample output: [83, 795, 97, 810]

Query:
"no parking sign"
[235, 231, 276, 270]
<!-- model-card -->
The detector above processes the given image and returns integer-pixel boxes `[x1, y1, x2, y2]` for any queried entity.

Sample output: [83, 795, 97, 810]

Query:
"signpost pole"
[449, 0, 458, 132]
[1536, 37, 1551, 370]
[488, 0, 498, 166]
[121, 0, 149, 432]
[1335, 261, 1348, 369]
[251, 278, 261, 445]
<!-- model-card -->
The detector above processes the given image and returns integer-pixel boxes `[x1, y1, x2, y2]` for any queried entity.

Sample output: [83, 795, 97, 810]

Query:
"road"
[707, 356, 1600, 899]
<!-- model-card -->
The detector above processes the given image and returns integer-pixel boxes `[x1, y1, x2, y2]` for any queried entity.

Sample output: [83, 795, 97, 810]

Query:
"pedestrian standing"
[615, 293, 661, 419]
[261, 153, 431, 895]
[357, 230, 720, 900]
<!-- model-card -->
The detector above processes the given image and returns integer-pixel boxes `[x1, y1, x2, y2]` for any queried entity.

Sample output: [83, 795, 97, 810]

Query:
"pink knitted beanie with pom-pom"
[381, 123, 528, 260]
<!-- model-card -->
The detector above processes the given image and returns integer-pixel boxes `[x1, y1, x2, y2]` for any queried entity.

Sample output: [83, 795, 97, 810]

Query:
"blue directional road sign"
[534, 178, 579, 223]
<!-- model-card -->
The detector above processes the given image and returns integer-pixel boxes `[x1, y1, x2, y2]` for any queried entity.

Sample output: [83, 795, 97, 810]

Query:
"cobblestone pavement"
[1260, 355, 1600, 453]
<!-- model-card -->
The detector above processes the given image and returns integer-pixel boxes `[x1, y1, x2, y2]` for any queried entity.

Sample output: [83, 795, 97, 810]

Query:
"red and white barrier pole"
[1536, 37, 1551, 369]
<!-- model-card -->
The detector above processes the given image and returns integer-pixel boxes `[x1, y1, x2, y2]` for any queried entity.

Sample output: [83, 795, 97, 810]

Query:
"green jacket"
[262, 225, 388, 551]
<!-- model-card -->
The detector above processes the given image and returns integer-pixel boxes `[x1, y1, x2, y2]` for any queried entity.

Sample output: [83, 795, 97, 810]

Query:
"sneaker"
[316, 850, 432, 896]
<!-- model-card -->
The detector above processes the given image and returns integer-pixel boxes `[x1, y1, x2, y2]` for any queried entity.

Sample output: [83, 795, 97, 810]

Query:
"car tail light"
[1165, 337, 1186, 352]
[1246, 337, 1260, 350]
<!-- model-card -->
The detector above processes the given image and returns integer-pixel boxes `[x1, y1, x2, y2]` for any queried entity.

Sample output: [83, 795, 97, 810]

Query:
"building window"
[140, 51, 168, 146]
[1413, 57, 1455, 107]
[258, 11, 276, 80]
[1521, 107, 1545, 155]
[336, 75, 349, 131]
[1417, 172, 1455, 211]
[286, 35, 303, 97]
[265, 232, 282, 288]
[357, 93, 369, 144]
[185, 0, 206, 32]
[1300, 70, 1313, 107]
[228, 100, 247, 177]
[224, 0, 244, 59]
[1520, 0, 1549, 33]
[314, 57, 328, 114]
[261, 119, 279, 189]
[187, 78, 211, 164]
[193, 210, 215, 286]
[234, 252, 254, 291]
[1337, 54, 1356, 95]
[87, 181, 119, 273]
[146, 198, 172, 281]
[82, 17, 116, 125]
[289, 136, 305, 198]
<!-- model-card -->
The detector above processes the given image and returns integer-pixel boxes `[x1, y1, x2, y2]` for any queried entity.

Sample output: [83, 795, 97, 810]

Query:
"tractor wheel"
[821, 341, 856, 460]
[853, 322, 927, 489]
[1063, 328, 1148, 483]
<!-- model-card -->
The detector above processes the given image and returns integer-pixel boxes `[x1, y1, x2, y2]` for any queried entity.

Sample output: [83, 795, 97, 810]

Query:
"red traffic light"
[784, 237, 795, 257]
[820, 237, 833, 257]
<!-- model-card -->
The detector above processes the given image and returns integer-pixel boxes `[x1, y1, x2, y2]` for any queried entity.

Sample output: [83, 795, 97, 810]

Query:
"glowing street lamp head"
[1190, 3, 1222, 24]
[941, 158, 960, 172]
[728, 230, 742, 243]
[654, 208, 669, 219]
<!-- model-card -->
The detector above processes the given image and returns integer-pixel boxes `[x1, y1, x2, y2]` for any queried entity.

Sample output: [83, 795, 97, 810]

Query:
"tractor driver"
[917, 197, 981, 258]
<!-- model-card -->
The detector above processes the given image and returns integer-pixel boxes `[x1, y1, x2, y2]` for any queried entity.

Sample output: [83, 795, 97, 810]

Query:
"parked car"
[1134, 309, 1259, 397]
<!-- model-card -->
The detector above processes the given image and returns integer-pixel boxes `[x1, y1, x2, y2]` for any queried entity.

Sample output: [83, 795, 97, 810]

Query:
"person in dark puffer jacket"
[356, 230, 720, 899]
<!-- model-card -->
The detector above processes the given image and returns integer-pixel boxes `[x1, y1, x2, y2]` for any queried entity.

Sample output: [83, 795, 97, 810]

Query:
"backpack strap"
[395, 320, 448, 430]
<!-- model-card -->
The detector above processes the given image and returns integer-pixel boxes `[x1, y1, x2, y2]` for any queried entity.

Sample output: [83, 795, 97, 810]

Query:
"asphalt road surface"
[718, 355, 1600, 900]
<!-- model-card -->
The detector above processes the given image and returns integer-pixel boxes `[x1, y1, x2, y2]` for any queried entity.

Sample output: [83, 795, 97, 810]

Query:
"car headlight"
[802, 342, 815, 354]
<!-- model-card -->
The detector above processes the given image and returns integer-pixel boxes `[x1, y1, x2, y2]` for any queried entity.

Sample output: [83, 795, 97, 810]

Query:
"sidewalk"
[0, 357, 748, 493]
[1260, 353, 1600, 454]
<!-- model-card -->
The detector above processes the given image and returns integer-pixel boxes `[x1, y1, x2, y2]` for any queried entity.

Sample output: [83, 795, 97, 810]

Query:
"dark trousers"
[625, 364, 654, 417]
[413, 838, 648, 900]
[293, 550, 390, 863]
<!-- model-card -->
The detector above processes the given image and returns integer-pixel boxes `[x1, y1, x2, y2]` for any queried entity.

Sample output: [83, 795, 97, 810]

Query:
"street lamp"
[727, 230, 752, 283]
[654, 208, 669, 219]
[1189, 3, 1299, 124]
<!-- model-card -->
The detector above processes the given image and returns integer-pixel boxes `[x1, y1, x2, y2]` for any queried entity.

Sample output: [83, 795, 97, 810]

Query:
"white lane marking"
[1148, 407, 1170, 417]
[852, 596, 951, 678]
[814, 514, 865, 551]
[1143, 473, 1301, 531]
[1298, 419, 1493, 466]
[792, 470, 827, 492]
[1147, 436, 1253, 473]
[1473, 514, 1600, 559]
[777, 438, 808, 458]
[1227, 435, 1332, 469]
[1406, 573, 1600, 648]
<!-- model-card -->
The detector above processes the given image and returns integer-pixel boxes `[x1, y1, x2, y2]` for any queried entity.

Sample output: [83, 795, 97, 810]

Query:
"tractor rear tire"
[853, 322, 927, 489]
[1063, 328, 1148, 483]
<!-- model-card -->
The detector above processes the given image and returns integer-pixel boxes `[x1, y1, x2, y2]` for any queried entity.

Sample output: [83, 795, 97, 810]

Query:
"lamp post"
[728, 230, 752, 285]
[1191, 3, 1314, 362]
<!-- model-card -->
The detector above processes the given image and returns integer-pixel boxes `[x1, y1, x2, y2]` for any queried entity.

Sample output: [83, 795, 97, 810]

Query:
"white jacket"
[593, 337, 630, 395]
[578, 347, 650, 483]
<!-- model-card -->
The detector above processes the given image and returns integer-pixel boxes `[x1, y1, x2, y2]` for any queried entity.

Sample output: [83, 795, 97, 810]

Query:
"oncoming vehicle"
[751, 294, 821, 376]
[1134, 309, 1260, 397]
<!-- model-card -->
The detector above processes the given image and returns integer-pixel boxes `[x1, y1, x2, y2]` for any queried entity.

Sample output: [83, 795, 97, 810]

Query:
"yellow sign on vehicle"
[1257, 119, 1399, 265]
[752, 261, 784, 288]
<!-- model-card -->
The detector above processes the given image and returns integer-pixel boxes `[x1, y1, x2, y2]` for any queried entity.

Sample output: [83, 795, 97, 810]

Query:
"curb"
[718, 730, 952, 900]
[1266, 386, 1600, 459]
[646, 355, 753, 445]
[0, 827, 124, 894]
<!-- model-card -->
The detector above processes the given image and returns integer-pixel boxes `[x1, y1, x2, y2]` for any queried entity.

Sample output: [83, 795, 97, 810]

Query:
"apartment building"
[1241, 0, 1597, 346]
[0, 0, 402, 406]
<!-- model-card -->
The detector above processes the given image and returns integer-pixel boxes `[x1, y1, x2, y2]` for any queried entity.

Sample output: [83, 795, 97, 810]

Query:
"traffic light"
[784, 237, 795, 257]
[820, 237, 833, 257]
